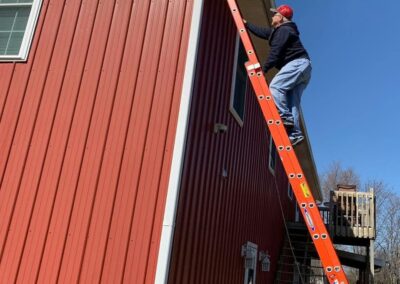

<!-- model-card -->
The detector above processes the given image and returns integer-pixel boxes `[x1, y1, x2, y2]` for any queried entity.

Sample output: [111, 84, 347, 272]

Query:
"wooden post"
[369, 239, 375, 283]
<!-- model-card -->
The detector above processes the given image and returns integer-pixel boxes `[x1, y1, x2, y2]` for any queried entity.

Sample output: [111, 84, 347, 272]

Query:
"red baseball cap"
[270, 5, 293, 20]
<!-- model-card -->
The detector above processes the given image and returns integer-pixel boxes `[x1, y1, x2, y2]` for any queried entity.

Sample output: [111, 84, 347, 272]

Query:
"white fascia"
[154, 0, 204, 283]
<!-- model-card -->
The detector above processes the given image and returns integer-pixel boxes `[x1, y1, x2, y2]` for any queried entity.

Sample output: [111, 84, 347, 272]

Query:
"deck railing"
[329, 189, 375, 239]
[318, 205, 330, 226]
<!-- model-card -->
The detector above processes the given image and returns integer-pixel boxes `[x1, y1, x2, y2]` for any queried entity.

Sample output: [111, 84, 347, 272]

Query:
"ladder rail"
[247, 65, 342, 277]
[245, 66, 342, 276]
[247, 38, 346, 284]
[226, 1, 348, 283]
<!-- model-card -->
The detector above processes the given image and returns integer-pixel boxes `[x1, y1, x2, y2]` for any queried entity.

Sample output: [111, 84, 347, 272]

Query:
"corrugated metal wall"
[0, 0, 193, 282]
[168, 0, 295, 283]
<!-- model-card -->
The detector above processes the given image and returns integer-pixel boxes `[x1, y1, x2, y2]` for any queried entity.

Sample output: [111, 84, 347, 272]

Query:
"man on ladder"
[229, 1, 348, 281]
[244, 5, 312, 146]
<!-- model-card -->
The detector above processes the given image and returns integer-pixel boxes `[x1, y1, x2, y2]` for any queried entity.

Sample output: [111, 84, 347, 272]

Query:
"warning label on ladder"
[301, 183, 311, 198]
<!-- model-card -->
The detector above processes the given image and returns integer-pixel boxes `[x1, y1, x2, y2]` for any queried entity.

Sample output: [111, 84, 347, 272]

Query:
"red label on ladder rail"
[227, 1, 348, 283]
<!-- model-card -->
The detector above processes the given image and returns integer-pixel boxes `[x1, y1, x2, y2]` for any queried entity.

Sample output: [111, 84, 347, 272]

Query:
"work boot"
[282, 119, 294, 129]
[289, 135, 304, 146]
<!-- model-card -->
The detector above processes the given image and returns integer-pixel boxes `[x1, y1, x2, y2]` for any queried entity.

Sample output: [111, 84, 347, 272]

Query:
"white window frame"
[229, 33, 247, 127]
[268, 135, 276, 175]
[0, 0, 43, 62]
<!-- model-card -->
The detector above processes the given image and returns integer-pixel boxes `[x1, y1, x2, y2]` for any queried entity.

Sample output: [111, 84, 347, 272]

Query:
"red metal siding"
[0, 0, 193, 282]
[168, 0, 296, 283]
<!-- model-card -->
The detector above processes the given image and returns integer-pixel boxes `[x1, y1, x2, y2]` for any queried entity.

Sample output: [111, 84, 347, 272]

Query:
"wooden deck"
[329, 189, 375, 240]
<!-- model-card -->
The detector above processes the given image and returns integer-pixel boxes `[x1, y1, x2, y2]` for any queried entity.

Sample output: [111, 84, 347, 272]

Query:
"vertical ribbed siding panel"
[123, 1, 191, 283]
[0, 64, 15, 120]
[56, 0, 133, 281]
[0, 0, 63, 190]
[0, 0, 193, 283]
[146, 2, 194, 280]
[38, 0, 117, 280]
[27, 0, 103, 281]
[0, 0, 60, 282]
[1, 0, 83, 280]
[0, 0, 49, 253]
[75, 0, 138, 282]
[0, 0, 49, 181]
[120, 1, 172, 282]
[89, 0, 155, 282]
[168, 0, 296, 283]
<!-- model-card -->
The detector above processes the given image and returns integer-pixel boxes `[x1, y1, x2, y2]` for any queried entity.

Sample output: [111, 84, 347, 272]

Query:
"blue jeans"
[270, 58, 312, 139]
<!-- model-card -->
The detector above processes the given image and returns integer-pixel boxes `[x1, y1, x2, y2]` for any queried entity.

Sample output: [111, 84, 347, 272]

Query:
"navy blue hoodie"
[246, 21, 309, 73]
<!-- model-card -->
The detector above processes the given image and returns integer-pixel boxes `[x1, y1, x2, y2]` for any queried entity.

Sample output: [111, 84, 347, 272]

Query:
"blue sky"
[276, 0, 400, 193]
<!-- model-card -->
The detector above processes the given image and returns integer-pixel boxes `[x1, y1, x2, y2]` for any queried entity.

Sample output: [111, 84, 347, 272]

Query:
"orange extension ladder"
[227, 1, 348, 283]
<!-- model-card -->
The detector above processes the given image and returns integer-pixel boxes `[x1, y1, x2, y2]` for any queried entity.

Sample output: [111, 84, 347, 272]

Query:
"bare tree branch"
[319, 162, 400, 283]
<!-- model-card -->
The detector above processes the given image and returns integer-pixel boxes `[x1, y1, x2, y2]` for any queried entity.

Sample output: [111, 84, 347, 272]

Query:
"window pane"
[14, 7, 30, 30]
[0, 6, 30, 55]
[0, 0, 33, 4]
[269, 137, 276, 173]
[271, 143, 276, 169]
[0, 8, 18, 30]
[0, 31, 9, 54]
[233, 41, 247, 120]
[5, 31, 23, 54]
